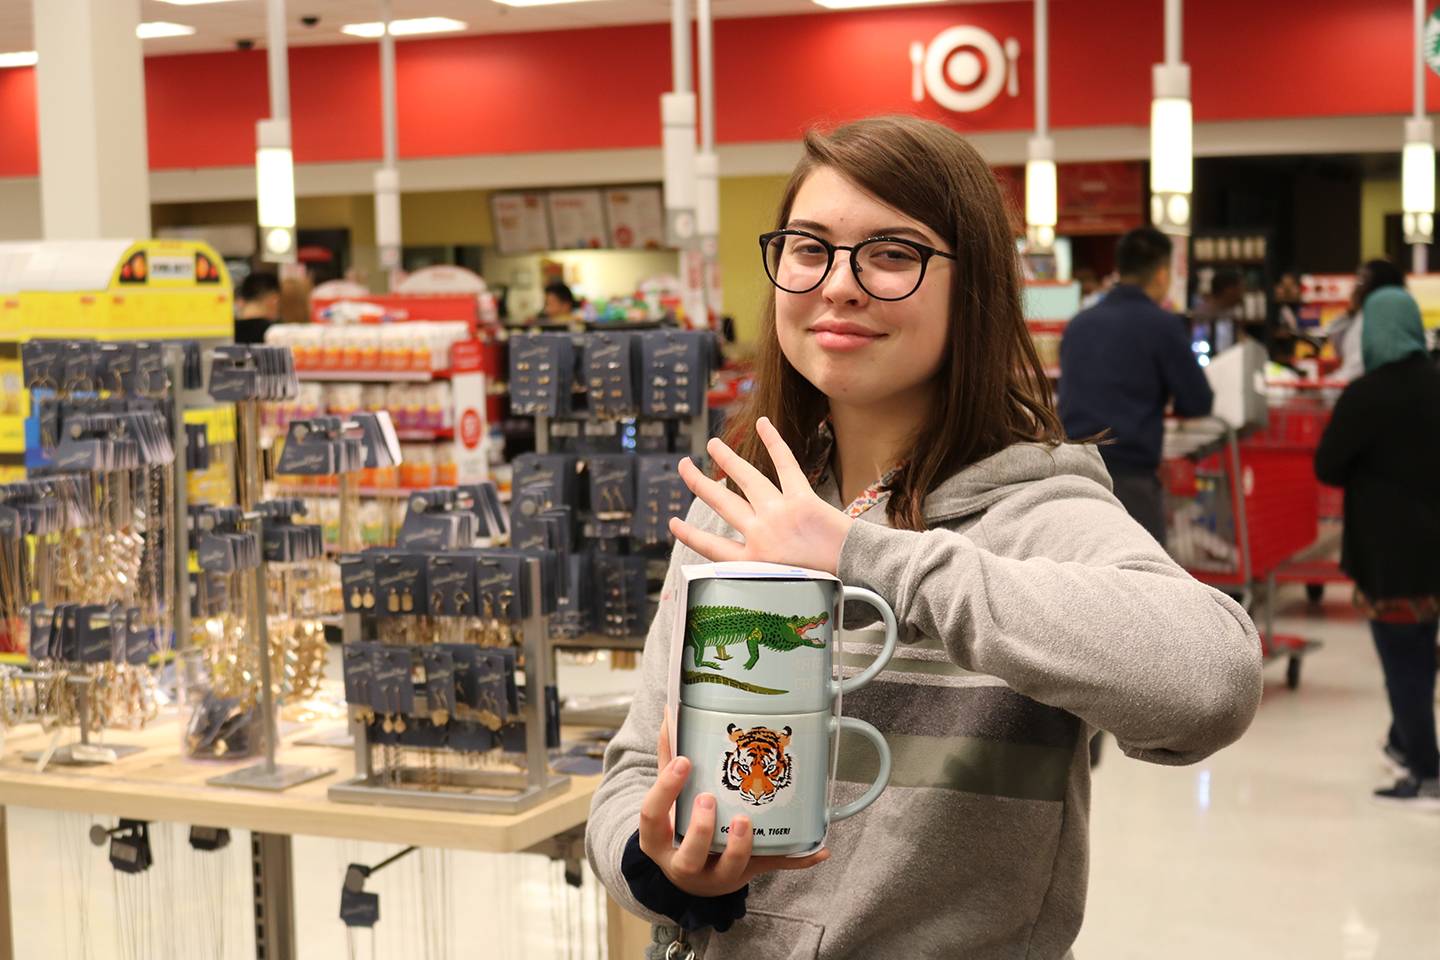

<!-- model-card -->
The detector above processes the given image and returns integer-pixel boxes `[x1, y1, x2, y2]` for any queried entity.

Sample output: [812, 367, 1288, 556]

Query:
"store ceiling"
[0, 1, 985, 56]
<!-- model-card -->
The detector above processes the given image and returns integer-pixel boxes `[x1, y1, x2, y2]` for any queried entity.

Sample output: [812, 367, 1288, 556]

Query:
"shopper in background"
[1315, 287, 1440, 807]
[1326, 259, 1406, 382]
[1058, 227, 1214, 547]
[541, 281, 579, 320]
[588, 116, 1262, 959]
[278, 273, 314, 326]
[1194, 268, 1245, 329]
[233, 271, 280, 345]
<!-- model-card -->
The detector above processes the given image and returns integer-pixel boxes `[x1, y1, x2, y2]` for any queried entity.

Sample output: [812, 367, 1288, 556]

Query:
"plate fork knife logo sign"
[911, 26, 1020, 114]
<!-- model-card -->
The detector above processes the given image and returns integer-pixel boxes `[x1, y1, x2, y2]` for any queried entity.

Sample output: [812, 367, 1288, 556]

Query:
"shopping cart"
[1261, 381, 1350, 604]
[1162, 417, 1321, 689]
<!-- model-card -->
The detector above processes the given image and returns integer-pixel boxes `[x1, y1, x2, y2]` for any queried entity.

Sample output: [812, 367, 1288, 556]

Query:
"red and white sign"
[548, 190, 607, 250]
[492, 193, 553, 256]
[911, 25, 1020, 114]
[605, 188, 666, 250]
[450, 358, 488, 481]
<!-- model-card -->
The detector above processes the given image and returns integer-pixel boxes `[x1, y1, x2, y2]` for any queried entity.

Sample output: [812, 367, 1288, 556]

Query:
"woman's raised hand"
[668, 418, 854, 575]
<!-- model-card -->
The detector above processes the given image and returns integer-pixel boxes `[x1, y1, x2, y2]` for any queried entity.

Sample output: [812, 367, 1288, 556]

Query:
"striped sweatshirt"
[586, 442, 1263, 959]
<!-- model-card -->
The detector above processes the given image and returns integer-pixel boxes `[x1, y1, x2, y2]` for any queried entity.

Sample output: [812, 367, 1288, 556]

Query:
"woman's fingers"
[669, 793, 718, 875]
[656, 718, 673, 769]
[710, 816, 754, 886]
[669, 518, 747, 563]
[637, 756, 689, 857]
[706, 436, 778, 505]
[677, 457, 754, 532]
[755, 417, 811, 495]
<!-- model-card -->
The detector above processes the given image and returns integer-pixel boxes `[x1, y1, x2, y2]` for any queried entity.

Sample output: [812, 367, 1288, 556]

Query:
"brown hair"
[724, 115, 1064, 531]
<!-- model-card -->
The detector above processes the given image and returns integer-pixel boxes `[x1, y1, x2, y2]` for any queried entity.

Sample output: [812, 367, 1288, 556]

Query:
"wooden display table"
[0, 717, 650, 959]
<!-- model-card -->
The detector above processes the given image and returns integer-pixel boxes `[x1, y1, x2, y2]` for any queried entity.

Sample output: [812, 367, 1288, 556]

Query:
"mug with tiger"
[675, 703, 892, 855]
[681, 571, 899, 715]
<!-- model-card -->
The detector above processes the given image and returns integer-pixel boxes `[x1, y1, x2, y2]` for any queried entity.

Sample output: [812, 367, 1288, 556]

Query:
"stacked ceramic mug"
[676, 571, 897, 856]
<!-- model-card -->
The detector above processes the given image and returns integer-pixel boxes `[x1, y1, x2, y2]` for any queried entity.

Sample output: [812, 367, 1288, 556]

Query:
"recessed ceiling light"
[492, 0, 610, 6]
[812, 0, 947, 8]
[340, 17, 467, 38]
[136, 21, 198, 39]
[0, 51, 38, 68]
[154, 0, 244, 6]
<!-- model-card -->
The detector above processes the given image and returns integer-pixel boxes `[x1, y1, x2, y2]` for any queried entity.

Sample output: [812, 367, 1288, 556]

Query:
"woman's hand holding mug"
[637, 719, 830, 898]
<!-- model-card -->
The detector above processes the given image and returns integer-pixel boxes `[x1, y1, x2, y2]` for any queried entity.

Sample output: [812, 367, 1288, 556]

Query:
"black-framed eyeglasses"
[758, 229, 956, 302]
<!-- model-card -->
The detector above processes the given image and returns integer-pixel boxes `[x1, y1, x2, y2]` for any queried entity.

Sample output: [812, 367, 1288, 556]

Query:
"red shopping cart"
[1162, 417, 1322, 689]
[1260, 381, 1350, 603]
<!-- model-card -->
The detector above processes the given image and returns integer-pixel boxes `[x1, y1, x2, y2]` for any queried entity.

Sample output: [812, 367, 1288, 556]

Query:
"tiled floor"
[1074, 587, 1440, 960]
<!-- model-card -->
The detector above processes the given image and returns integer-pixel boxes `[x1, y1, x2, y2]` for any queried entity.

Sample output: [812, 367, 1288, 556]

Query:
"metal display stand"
[207, 395, 333, 793]
[21, 675, 145, 769]
[327, 556, 571, 814]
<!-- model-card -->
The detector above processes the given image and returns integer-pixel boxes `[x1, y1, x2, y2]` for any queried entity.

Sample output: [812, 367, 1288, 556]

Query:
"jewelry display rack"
[7, 339, 196, 767]
[203, 359, 333, 792]
[21, 673, 145, 768]
[533, 404, 708, 722]
[327, 555, 572, 814]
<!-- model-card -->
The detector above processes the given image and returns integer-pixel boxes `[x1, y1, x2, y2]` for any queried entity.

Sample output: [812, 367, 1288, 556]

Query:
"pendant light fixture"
[256, 0, 295, 263]
[1403, 0, 1434, 270]
[1024, 0, 1056, 253]
[1150, 0, 1191, 235]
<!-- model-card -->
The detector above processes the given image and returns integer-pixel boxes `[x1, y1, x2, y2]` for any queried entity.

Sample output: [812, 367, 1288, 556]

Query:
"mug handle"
[837, 585, 898, 696]
[828, 716, 891, 822]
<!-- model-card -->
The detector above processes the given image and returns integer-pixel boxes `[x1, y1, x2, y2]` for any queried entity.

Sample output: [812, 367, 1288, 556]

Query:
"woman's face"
[774, 166, 953, 409]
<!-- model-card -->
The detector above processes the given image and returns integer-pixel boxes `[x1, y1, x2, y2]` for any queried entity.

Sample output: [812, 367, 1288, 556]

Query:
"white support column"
[31, 0, 150, 239]
[695, 0, 721, 321]
[375, 0, 403, 281]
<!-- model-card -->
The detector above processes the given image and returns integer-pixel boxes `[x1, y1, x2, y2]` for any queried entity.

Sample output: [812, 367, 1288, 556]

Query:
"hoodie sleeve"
[584, 500, 735, 925]
[836, 474, 1263, 766]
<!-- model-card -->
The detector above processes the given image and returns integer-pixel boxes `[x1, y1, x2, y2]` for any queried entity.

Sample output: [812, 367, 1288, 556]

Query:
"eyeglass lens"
[763, 233, 927, 300]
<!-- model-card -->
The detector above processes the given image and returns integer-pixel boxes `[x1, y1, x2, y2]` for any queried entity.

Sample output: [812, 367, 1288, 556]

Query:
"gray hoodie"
[586, 442, 1263, 959]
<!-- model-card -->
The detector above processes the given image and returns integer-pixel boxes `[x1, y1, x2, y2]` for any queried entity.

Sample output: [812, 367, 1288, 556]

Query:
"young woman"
[586, 116, 1263, 959]
[1315, 286, 1440, 806]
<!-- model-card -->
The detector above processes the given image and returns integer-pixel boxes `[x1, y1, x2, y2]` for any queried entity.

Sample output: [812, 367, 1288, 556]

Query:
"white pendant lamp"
[1404, 0, 1434, 257]
[1403, 122, 1435, 247]
[1150, 0, 1191, 235]
[257, 118, 296, 262]
[257, 0, 295, 263]
[1024, 0, 1056, 253]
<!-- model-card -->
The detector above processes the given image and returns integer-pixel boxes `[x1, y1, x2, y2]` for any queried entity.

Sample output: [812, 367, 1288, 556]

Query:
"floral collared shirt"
[805, 419, 904, 520]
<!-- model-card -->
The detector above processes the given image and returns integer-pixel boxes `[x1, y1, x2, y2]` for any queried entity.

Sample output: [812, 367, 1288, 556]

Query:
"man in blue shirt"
[1059, 227, 1213, 547]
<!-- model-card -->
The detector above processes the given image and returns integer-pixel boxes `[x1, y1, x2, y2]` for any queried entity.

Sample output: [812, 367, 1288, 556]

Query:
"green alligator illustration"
[684, 606, 829, 674]
[680, 671, 788, 696]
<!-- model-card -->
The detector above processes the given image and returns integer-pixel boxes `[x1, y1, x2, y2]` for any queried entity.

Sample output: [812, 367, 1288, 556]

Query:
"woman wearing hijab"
[1316, 287, 1440, 806]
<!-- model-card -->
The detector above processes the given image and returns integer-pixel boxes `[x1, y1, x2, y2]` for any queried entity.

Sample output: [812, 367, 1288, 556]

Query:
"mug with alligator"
[680, 574, 898, 714]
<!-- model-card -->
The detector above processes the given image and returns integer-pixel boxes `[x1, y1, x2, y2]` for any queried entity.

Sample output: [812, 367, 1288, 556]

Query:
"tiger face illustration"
[721, 723, 793, 806]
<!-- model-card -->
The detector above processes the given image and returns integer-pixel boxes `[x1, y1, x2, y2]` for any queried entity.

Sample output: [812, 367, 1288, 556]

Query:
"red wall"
[0, 66, 38, 177]
[0, 0, 1432, 178]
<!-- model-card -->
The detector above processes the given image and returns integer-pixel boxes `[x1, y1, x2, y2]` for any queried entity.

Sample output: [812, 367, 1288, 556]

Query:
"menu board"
[491, 193, 553, 255]
[548, 190, 608, 250]
[604, 187, 666, 250]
